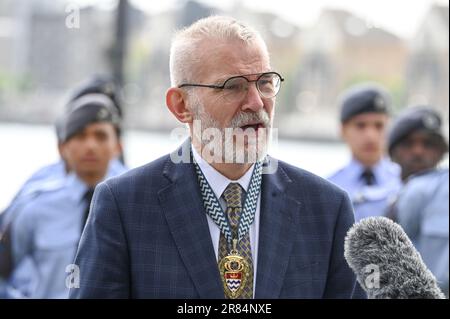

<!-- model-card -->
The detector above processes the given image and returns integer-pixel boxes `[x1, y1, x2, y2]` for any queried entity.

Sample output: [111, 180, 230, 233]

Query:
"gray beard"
[190, 95, 273, 163]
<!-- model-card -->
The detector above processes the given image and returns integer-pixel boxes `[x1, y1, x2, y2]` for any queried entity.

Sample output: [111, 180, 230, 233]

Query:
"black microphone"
[344, 216, 445, 299]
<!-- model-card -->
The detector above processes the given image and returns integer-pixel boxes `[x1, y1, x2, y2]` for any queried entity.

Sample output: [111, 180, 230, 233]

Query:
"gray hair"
[169, 15, 269, 87]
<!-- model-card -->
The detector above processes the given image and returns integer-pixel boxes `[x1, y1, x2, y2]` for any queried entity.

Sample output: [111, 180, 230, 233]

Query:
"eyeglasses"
[178, 72, 284, 102]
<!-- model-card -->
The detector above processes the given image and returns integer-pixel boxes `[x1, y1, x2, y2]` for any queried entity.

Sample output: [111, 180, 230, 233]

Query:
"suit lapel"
[158, 143, 224, 298]
[255, 159, 301, 298]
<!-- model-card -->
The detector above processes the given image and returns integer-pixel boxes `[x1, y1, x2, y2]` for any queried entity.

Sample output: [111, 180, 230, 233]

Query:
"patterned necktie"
[218, 183, 254, 299]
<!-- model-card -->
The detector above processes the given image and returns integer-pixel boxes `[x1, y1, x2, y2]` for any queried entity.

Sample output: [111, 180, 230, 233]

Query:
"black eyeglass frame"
[178, 72, 284, 99]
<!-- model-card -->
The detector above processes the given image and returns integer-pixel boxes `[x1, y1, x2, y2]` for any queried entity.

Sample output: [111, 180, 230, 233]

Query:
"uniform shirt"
[192, 146, 260, 297]
[5, 161, 127, 299]
[328, 157, 401, 221]
[1, 158, 125, 226]
[0, 166, 66, 299]
[396, 169, 449, 297]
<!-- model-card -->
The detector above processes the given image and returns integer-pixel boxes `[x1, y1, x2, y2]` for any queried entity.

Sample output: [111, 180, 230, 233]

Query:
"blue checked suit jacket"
[69, 141, 362, 299]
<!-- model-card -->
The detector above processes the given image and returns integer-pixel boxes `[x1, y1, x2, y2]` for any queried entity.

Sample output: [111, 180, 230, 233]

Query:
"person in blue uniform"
[0, 75, 126, 226]
[387, 106, 448, 182]
[0, 77, 127, 297]
[0, 94, 127, 298]
[385, 106, 449, 223]
[328, 83, 401, 221]
[396, 168, 449, 297]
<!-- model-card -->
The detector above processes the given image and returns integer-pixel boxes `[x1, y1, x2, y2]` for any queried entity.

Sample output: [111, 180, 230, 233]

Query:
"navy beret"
[67, 75, 123, 118]
[388, 106, 445, 154]
[339, 84, 391, 123]
[54, 115, 65, 143]
[61, 94, 121, 142]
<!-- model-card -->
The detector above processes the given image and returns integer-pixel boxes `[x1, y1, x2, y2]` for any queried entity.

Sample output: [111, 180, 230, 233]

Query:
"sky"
[128, 0, 449, 39]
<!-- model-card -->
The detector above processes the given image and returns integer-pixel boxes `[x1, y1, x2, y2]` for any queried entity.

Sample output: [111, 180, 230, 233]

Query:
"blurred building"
[282, 9, 407, 139]
[0, 0, 118, 89]
[124, 0, 220, 130]
[229, 5, 303, 113]
[0, 0, 146, 122]
[126, 0, 303, 131]
[405, 4, 449, 124]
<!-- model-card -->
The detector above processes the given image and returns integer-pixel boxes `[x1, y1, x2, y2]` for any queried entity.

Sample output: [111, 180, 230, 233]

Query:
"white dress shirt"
[191, 146, 261, 296]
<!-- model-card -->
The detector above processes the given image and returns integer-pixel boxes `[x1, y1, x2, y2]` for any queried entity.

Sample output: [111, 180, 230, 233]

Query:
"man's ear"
[59, 142, 72, 172]
[59, 142, 69, 160]
[340, 124, 346, 141]
[57, 142, 65, 159]
[166, 87, 193, 124]
[115, 140, 123, 158]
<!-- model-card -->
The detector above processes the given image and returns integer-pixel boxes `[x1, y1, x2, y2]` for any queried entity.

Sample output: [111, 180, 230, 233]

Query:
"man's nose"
[362, 126, 379, 141]
[241, 83, 264, 112]
[84, 136, 98, 150]
[411, 141, 426, 155]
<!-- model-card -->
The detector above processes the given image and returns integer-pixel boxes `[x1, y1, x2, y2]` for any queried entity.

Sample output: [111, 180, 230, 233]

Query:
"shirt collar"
[350, 157, 398, 184]
[66, 164, 123, 203]
[65, 172, 89, 203]
[191, 145, 255, 199]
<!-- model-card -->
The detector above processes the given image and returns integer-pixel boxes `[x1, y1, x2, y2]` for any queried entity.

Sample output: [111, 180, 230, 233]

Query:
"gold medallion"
[218, 239, 251, 299]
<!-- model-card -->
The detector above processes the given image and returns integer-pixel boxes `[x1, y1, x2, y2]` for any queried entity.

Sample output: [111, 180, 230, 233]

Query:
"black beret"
[61, 94, 121, 142]
[339, 84, 391, 123]
[388, 106, 445, 154]
[54, 115, 65, 143]
[67, 75, 123, 118]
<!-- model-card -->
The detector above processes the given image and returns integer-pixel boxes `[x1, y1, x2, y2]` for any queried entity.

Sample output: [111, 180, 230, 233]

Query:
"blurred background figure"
[65, 75, 126, 164]
[386, 106, 448, 219]
[395, 168, 449, 297]
[0, 94, 127, 298]
[0, 75, 125, 216]
[67, 75, 124, 118]
[0, 116, 66, 297]
[386, 106, 449, 297]
[328, 83, 401, 221]
[0, 75, 127, 297]
[388, 107, 449, 182]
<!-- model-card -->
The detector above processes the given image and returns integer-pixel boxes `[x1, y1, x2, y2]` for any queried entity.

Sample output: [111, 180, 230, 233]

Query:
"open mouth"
[240, 123, 264, 131]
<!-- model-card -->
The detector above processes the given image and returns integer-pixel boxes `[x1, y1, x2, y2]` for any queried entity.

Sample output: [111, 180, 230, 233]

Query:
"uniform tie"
[218, 183, 253, 299]
[82, 188, 95, 233]
[361, 169, 375, 186]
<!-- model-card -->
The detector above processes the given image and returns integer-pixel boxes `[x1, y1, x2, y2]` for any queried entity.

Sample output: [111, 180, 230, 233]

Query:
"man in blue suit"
[70, 16, 362, 299]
